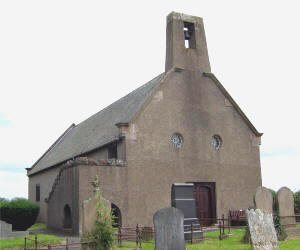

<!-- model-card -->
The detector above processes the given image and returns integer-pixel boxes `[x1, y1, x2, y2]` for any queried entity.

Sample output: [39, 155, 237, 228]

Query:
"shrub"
[0, 197, 9, 206]
[0, 198, 39, 231]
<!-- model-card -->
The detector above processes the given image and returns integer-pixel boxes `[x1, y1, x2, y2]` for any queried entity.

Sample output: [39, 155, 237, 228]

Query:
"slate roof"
[28, 73, 165, 176]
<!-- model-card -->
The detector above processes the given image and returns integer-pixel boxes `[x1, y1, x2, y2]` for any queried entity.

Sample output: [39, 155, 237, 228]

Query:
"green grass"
[296, 223, 300, 228]
[28, 223, 46, 229]
[0, 234, 63, 250]
[115, 228, 300, 250]
[2, 227, 299, 250]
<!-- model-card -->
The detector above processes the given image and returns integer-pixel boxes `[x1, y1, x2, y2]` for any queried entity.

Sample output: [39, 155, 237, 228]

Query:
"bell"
[184, 30, 191, 40]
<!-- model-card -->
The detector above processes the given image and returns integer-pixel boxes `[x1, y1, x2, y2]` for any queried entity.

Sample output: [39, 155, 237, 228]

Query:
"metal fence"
[24, 235, 93, 250]
[24, 214, 300, 249]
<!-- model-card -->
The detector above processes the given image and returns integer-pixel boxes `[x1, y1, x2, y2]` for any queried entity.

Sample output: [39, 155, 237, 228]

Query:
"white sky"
[0, 0, 299, 199]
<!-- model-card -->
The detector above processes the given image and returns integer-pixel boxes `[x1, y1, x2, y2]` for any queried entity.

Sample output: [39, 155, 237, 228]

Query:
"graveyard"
[1, 226, 300, 249]
[1, 185, 300, 249]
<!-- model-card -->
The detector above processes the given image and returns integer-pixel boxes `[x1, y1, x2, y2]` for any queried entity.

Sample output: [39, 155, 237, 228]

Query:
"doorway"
[111, 203, 122, 227]
[63, 204, 72, 229]
[193, 183, 216, 226]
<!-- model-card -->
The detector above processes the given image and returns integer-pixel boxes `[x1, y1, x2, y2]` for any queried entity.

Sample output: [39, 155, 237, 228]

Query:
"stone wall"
[47, 166, 79, 234]
[28, 166, 60, 223]
[78, 162, 128, 231]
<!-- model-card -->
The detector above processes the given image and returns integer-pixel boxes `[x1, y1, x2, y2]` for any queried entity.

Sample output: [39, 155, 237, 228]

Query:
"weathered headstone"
[254, 186, 273, 213]
[0, 220, 28, 239]
[277, 187, 296, 227]
[246, 209, 278, 250]
[80, 195, 111, 236]
[153, 207, 185, 250]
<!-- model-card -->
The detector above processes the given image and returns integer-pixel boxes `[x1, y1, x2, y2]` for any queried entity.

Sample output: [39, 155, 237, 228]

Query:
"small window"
[211, 135, 222, 150]
[171, 133, 183, 149]
[108, 142, 118, 159]
[36, 184, 40, 202]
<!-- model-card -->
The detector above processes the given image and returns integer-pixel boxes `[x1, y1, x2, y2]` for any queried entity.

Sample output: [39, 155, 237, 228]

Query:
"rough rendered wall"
[47, 167, 79, 234]
[78, 164, 128, 233]
[28, 166, 60, 223]
[126, 70, 262, 226]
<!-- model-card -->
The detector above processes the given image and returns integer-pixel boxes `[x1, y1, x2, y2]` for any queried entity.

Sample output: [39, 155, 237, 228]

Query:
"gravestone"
[153, 207, 185, 250]
[246, 209, 278, 250]
[0, 220, 28, 239]
[277, 187, 296, 227]
[80, 195, 111, 236]
[254, 186, 273, 213]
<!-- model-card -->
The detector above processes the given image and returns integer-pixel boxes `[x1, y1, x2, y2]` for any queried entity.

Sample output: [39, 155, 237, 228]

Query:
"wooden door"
[194, 183, 216, 226]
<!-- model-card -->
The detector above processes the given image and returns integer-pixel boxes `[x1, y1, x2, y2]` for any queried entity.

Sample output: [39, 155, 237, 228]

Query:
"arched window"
[63, 204, 72, 229]
[111, 203, 122, 227]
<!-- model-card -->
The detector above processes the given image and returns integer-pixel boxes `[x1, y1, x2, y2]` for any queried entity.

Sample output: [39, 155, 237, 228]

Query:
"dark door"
[194, 183, 216, 226]
[63, 204, 72, 229]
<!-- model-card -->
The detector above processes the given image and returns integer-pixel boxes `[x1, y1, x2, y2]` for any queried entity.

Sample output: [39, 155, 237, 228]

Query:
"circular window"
[171, 133, 183, 148]
[211, 135, 222, 150]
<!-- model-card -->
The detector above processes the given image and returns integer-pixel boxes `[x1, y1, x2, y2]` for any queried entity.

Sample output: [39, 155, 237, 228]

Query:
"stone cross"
[277, 186, 296, 227]
[153, 207, 185, 250]
[246, 209, 278, 250]
[254, 186, 273, 213]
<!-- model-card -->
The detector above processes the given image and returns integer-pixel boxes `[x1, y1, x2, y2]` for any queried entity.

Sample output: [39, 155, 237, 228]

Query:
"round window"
[171, 133, 183, 148]
[211, 135, 222, 150]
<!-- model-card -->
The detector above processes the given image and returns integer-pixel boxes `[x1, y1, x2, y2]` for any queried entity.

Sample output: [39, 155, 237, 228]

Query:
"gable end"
[203, 72, 263, 137]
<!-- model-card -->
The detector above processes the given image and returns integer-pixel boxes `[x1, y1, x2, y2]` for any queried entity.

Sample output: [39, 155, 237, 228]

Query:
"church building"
[27, 12, 262, 235]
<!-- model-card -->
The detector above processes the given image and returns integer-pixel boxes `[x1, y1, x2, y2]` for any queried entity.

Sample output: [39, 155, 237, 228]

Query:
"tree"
[294, 190, 300, 214]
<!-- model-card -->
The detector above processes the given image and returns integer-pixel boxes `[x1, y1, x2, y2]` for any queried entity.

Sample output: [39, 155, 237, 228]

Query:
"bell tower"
[165, 12, 211, 73]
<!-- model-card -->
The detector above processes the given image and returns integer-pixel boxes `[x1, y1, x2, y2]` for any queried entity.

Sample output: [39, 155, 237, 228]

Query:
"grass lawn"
[0, 234, 63, 250]
[115, 228, 300, 250]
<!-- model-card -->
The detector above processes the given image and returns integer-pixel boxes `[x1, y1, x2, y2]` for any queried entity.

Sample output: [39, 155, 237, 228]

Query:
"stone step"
[286, 227, 300, 238]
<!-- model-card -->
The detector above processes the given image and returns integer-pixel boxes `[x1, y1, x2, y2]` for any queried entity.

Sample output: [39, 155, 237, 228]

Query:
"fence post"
[228, 214, 231, 234]
[35, 234, 38, 250]
[24, 237, 27, 250]
[48, 244, 51, 250]
[139, 226, 142, 248]
[219, 221, 222, 240]
[118, 226, 122, 246]
[136, 224, 139, 248]
[222, 214, 225, 235]
[190, 223, 193, 244]
[66, 238, 69, 250]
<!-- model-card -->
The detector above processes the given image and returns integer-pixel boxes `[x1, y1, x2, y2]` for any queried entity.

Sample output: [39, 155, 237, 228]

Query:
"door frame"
[192, 182, 216, 225]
